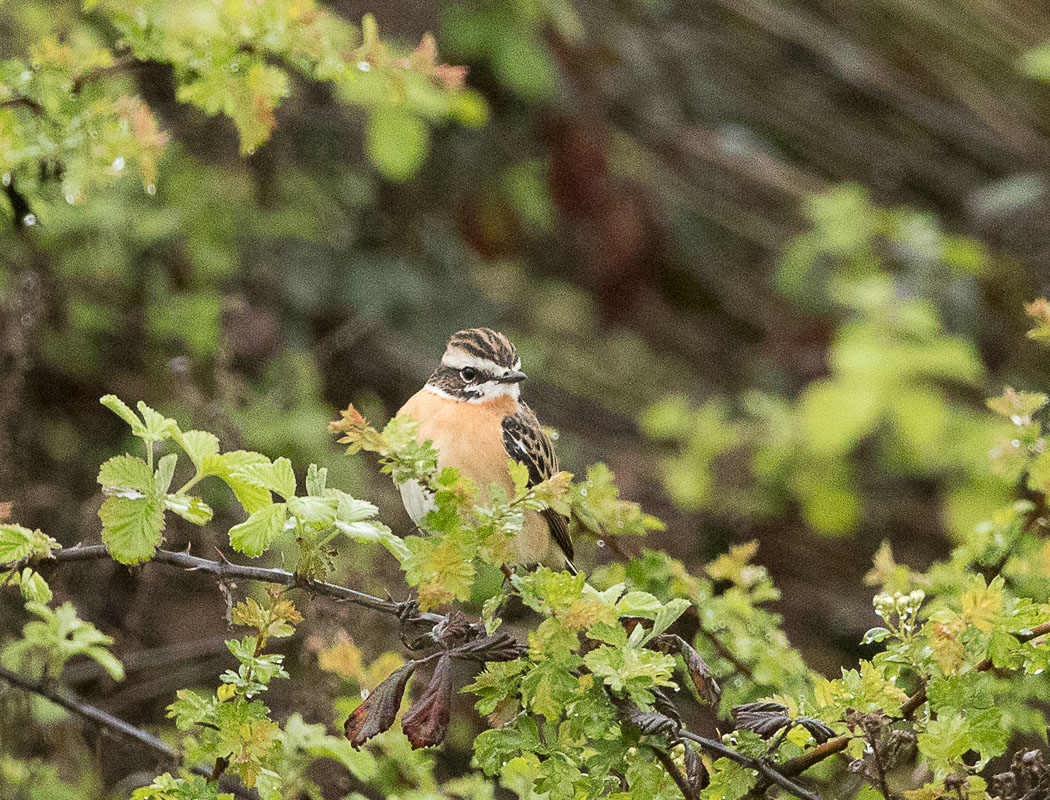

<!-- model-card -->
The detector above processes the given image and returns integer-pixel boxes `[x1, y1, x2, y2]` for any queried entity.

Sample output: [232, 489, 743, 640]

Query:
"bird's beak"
[495, 369, 527, 384]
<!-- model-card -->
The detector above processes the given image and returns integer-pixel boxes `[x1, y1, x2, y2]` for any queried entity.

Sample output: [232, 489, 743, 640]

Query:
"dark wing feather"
[501, 404, 575, 567]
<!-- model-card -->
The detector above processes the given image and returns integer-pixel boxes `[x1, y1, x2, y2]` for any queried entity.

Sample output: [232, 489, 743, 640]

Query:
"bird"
[395, 328, 576, 574]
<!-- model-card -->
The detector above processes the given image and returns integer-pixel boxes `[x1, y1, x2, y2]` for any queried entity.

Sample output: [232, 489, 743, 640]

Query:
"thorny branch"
[765, 618, 1050, 786]
[35, 544, 830, 800]
[0, 665, 255, 799]
[45, 544, 444, 625]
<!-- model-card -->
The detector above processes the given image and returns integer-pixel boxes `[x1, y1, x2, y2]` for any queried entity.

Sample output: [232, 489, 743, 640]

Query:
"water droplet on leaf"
[146, 183, 156, 196]
[357, 60, 371, 72]
[23, 213, 36, 226]
[597, 539, 606, 548]
[112, 156, 125, 172]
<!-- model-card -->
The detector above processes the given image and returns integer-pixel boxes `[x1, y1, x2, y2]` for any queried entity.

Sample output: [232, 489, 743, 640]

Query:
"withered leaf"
[652, 633, 721, 705]
[684, 744, 710, 792]
[798, 716, 836, 745]
[402, 654, 452, 749]
[344, 662, 416, 748]
[731, 701, 793, 739]
[626, 707, 679, 737]
[435, 609, 475, 647]
[651, 686, 684, 729]
[450, 633, 526, 663]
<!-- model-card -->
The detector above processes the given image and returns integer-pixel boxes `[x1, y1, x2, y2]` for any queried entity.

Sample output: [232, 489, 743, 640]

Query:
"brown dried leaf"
[450, 633, 526, 663]
[344, 662, 416, 748]
[731, 702, 793, 739]
[684, 745, 709, 792]
[402, 655, 452, 749]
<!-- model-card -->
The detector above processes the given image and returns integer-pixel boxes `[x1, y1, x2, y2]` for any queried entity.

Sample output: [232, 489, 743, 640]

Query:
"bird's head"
[425, 328, 527, 403]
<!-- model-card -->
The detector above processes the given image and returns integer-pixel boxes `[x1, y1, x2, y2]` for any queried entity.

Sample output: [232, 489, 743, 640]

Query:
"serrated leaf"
[287, 495, 338, 526]
[229, 503, 288, 557]
[155, 453, 178, 494]
[306, 464, 327, 497]
[335, 520, 409, 562]
[164, 494, 214, 526]
[175, 429, 221, 470]
[99, 494, 165, 564]
[13, 568, 52, 603]
[98, 455, 154, 494]
[0, 524, 58, 564]
[402, 655, 452, 749]
[101, 394, 144, 433]
[234, 458, 296, 500]
[649, 598, 691, 638]
[345, 663, 416, 748]
[205, 451, 273, 513]
[136, 401, 176, 442]
[617, 591, 663, 618]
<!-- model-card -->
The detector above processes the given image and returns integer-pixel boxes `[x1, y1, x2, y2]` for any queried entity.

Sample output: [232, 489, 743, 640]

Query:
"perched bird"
[396, 328, 576, 573]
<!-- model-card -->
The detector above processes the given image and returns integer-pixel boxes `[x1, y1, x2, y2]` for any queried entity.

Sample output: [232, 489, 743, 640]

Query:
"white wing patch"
[398, 478, 435, 524]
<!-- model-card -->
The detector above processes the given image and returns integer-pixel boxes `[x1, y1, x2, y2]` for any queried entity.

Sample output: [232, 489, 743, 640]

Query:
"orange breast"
[397, 390, 518, 501]
[395, 389, 558, 565]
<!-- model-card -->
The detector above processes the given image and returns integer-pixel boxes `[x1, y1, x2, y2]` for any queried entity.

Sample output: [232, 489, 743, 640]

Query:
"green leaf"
[98, 454, 154, 494]
[234, 457, 296, 500]
[365, 107, 430, 182]
[0, 524, 58, 564]
[229, 504, 288, 557]
[204, 451, 273, 513]
[99, 494, 165, 565]
[286, 495, 338, 526]
[175, 429, 221, 470]
[616, 591, 664, 618]
[164, 494, 214, 526]
[305, 463, 327, 497]
[13, 567, 52, 603]
[335, 520, 408, 562]
[100, 395, 145, 434]
[649, 598, 691, 639]
[136, 401, 176, 442]
[155, 453, 178, 494]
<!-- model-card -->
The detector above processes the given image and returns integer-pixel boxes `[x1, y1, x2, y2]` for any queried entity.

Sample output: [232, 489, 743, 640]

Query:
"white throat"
[424, 382, 521, 404]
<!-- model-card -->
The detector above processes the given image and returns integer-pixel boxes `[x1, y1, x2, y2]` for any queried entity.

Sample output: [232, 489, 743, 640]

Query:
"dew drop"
[22, 213, 36, 226]
[597, 539, 606, 548]
[65, 193, 76, 205]
[112, 155, 125, 172]
[357, 60, 371, 72]
[580, 488, 588, 496]
[146, 183, 157, 196]
[360, 689, 370, 699]
[1011, 414, 1024, 425]
[20, 313, 32, 326]
[230, 62, 240, 72]
[1035, 668, 1045, 675]
[1012, 439, 1022, 448]
[1, 173, 10, 187]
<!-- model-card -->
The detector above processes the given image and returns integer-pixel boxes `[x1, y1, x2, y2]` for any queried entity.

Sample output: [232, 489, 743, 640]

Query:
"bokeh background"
[5, 0, 1050, 794]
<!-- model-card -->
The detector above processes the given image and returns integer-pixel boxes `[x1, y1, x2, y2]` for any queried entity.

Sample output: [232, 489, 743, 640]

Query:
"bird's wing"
[501, 404, 575, 565]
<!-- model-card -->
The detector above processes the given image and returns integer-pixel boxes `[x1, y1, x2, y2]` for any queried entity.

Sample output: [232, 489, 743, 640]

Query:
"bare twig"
[0, 95, 44, 115]
[0, 666, 256, 798]
[653, 745, 699, 800]
[46, 544, 444, 625]
[774, 618, 1050, 781]
[677, 728, 825, 800]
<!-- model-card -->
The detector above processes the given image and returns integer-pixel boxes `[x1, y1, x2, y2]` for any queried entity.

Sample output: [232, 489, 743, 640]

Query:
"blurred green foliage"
[5, 0, 1050, 798]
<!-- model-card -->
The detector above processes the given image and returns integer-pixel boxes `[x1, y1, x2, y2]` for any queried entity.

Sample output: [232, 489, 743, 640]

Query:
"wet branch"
[0, 665, 254, 798]
[46, 544, 443, 625]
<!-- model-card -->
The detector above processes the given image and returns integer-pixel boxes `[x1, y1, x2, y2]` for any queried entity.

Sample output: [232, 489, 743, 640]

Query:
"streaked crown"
[426, 328, 526, 403]
[445, 328, 519, 370]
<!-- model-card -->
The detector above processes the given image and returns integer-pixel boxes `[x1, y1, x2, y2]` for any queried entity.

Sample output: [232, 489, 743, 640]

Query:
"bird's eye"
[460, 367, 478, 382]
